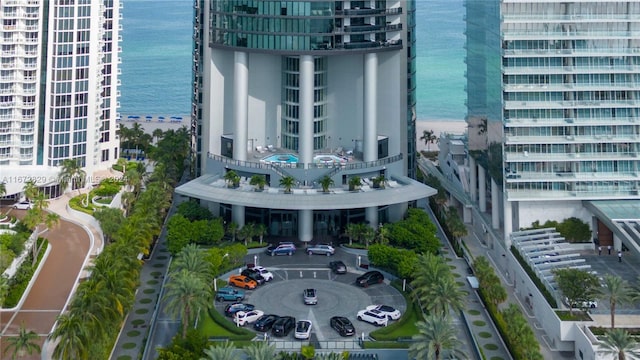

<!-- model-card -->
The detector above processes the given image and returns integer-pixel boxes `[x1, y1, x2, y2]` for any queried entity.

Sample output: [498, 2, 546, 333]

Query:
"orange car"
[228, 275, 257, 290]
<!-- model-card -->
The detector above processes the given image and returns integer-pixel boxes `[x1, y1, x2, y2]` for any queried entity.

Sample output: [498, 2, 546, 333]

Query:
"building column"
[503, 199, 512, 247]
[363, 53, 378, 162]
[614, 234, 622, 252]
[365, 207, 378, 230]
[469, 156, 477, 202]
[463, 206, 472, 223]
[478, 165, 486, 212]
[232, 204, 245, 228]
[299, 55, 314, 166]
[233, 51, 249, 161]
[491, 179, 500, 230]
[298, 209, 313, 243]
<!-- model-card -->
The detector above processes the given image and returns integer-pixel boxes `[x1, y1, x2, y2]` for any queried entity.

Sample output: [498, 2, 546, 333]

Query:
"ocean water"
[119, 0, 466, 121]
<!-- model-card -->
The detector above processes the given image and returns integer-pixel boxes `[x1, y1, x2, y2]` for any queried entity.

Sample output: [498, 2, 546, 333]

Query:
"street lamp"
[213, 253, 229, 292]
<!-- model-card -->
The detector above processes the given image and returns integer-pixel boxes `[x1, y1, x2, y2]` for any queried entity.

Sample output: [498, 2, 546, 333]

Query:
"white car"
[233, 309, 264, 326]
[365, 305, 402, 320]
[356, 309, 388, 326]
[13, 201, 33, 210]
[251, 266, 274, 282]
[564, 297, 598, 309]
[294, 320, 312, 340]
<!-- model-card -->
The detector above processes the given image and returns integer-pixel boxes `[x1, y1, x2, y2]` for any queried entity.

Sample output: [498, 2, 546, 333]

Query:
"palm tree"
[598, 274, 633, 328]
[58, 159, 86, 195]
[243, 340, 276, 360]
[362, 226, 375, 249]
[348, 176, 361, 191]
[375, 223, 390, 246]
[279, 176, 296, 193]
[427, 276, 466, 316]
[226, 221, 238, 242]
[163, 269, 212, 338]
[254, 223, 268, 245]
[238, 223, 254, 246]
[344, 223, 358, 246]
[3, 322, 41, 360]
[201, 341, 240, 360]
[372, 174, 385, 189]
[0, 181, 6, 215]
[599, 328, 640, 360]
[23, 180, 38, 202]
[152, 128, 164, 144]
[249, 175, 267, 191]
[224, 170, 241, 188]
[172, 244, 213, 283]
[420, 129, 437, 151]
[319, 175, 334, 193]
[49, 313, 90, 360]
[409, 314, 467, 360]
[411, 253, 450, 300]
[116, 157, 128, 173]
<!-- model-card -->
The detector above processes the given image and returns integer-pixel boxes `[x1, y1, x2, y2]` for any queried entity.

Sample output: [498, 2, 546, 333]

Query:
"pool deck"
[256, 147, 354, 165]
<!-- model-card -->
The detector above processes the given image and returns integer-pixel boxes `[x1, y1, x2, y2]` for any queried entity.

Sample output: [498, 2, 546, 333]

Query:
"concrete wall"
[517, 200, 591, 231]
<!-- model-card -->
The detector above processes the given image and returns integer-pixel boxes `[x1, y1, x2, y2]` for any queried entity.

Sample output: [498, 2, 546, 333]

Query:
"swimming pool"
[261, 153, 347, 164]
[262, 153, 299, 163]
[313, 154, 347, 164]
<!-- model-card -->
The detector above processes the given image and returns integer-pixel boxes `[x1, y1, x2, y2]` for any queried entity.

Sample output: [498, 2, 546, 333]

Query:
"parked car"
[329, 260, 347, 274]
[254, 314, 279, 332]
[357, 309, 388, 326]
[13, 201, 32, 210]
[224, 303, 255, 317]
[330, 316, 355, 337]
[564, 297, 598, 309]
[251, 266, 274, 282]
[233, 309, 264, 326]
[365, 305, 401, 320]
[355, 271, 384, 287]
[294, 320, 312, 340]
[303, 288, 318, 305]
[241, 269, 266, 285]
[228, 274, 258, 289]
[266, 243, 296, 256]
[271, 316, 296, 337]
[306, 244, 335, 256]
[215, 287, 245, 302]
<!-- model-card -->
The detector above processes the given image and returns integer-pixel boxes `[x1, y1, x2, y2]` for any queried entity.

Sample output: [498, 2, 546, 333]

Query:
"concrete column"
[363, 53, 378, 162]
[491, 179, 500, 230]
[478, 165, 486, 212]
[614, 234, 622, 251]
[299, 55, 314, 166]
[365, 206, 378, 230]
[233, 51, 249, 161]
[503, 199, 512, 247]
[463, 206, 472, 223]
[469, 156, 477, 202]
[298, 209, 313, 243]
[232, 204, 245, 228]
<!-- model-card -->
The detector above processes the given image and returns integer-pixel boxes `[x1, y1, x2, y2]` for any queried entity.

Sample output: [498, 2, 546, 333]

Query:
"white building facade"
[0, 0, 121, 198]
[179, 0, 433, 242]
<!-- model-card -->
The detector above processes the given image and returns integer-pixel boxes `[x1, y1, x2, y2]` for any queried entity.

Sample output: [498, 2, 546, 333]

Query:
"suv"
[303, 288, 318, 305]
[215, 287, 245, 302]
[306, 244, 335, 256]
[241, 269, 265, 285]
[266, 243, 296, 256]
[330, 316, 355, 337]
[224, 303, 255, 317]
[355, 271, 384, 287]
[271, 316, 296, 337]
[251, 266, 274, 282]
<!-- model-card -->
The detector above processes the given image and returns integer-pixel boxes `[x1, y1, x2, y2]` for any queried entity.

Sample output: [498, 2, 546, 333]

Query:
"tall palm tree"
[420, 129, 437, 151]
[254, 223, 268, 245]
[173, 243, 213, 283]
[599, 328, 640, 360]
[411, 253, 450, 301]
[49, 313, 90, 360]
[3, 322, 41, 360]
[362, 226, 375, 249]
[426, 276, 466, 316]
[201, 341, 240, 360]
[163, 269, 212, 338]
[409, 314, 467, 360]
[243, 340, 276, 360]
[152, 128, 164, 144]
[23, 180, 38, 202]
[598, 274, 633, 328]
[344, 223, 358, 246]
[238, 223, 254, 246]
[58, 159, 86, 195]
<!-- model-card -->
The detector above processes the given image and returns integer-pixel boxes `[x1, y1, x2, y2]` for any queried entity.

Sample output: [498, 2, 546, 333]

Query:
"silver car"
[306, 244, 335, 256]
[303, 288, 317, 305]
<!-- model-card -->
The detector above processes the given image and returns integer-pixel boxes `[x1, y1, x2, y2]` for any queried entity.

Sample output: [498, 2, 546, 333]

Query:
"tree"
[23, 180, 38, 202]
[553, 268, 601, 315]
[243, 341, 276, 360]
[237, 223, 254, 246]
[93, 208, 125, 244]
[599, 328, 640, 360]
[348, 176, 361, 191]
[152, 128, 164, 144]
[279, 176, 295, 193]
[597, 274, 633, 328]
[173, 244, 213, 284]
[362, 226, 375, 249]
[249, 175, 267, 191]
[319, 175, 334, 193]
[3, 322, 41, 360]
[344, 223, 358, 246]
[58, 159, 86, 195]
[420, 129, 437, 151]
[0, 181, 5, 215]
[163, 269, 211, 338]
[201, 341, 240, 360]
[409, 314, 467, 360]
[227, 221, 238, 243]
[254, 223, 268, 245]
[224, 170, 240, 188]
[371, 174, 385, 189]
[427, 276, 466, 316]
[49, 313, 90, 360]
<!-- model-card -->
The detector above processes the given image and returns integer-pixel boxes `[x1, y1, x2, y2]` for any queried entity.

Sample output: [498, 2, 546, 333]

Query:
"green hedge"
[206, 307, 255, 339]
[510, 245, 558, 308]
[363, 341, 410, 349]
[68, 194, 95, 215]
[4, 239, 48, 308]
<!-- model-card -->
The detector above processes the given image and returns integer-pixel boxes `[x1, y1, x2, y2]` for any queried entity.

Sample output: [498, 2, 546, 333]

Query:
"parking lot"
[213, 246, 407, 344]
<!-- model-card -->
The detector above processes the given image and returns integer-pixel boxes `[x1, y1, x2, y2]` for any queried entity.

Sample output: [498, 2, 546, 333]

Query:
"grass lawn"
[556, 310, 593, 322]
[369, 281, 422, 341]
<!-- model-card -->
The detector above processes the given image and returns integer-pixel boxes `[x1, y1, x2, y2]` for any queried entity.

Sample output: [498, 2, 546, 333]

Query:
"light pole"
[213, 253, 229, 292]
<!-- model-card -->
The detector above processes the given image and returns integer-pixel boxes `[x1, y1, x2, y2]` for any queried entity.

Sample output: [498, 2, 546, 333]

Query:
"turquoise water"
[262, 154, 299, 163]
[119, 0, 466, 121]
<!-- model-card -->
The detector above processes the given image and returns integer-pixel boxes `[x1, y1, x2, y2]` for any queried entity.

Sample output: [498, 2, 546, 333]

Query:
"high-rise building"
[0, 0, 121, 198]
[465, 0, 640, 241]
[179, 0, 432, 242]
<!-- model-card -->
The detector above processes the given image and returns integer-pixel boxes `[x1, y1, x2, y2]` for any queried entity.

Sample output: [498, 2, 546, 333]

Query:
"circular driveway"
[214, 248, 406, 341]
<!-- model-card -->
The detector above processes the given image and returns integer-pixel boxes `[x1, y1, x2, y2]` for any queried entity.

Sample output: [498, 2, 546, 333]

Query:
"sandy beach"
[416, 119, 467, 152]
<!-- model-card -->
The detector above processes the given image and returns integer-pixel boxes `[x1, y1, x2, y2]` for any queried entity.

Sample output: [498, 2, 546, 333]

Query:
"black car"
[224, 303, 255, 317]
[271, 316, 296, 337]
[253, 314, 279, 332]
[329, 260, 347, 274]
[241, 269, 266, 285]
[355, 271, 384, 287]
[330, 316, 355, 337]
